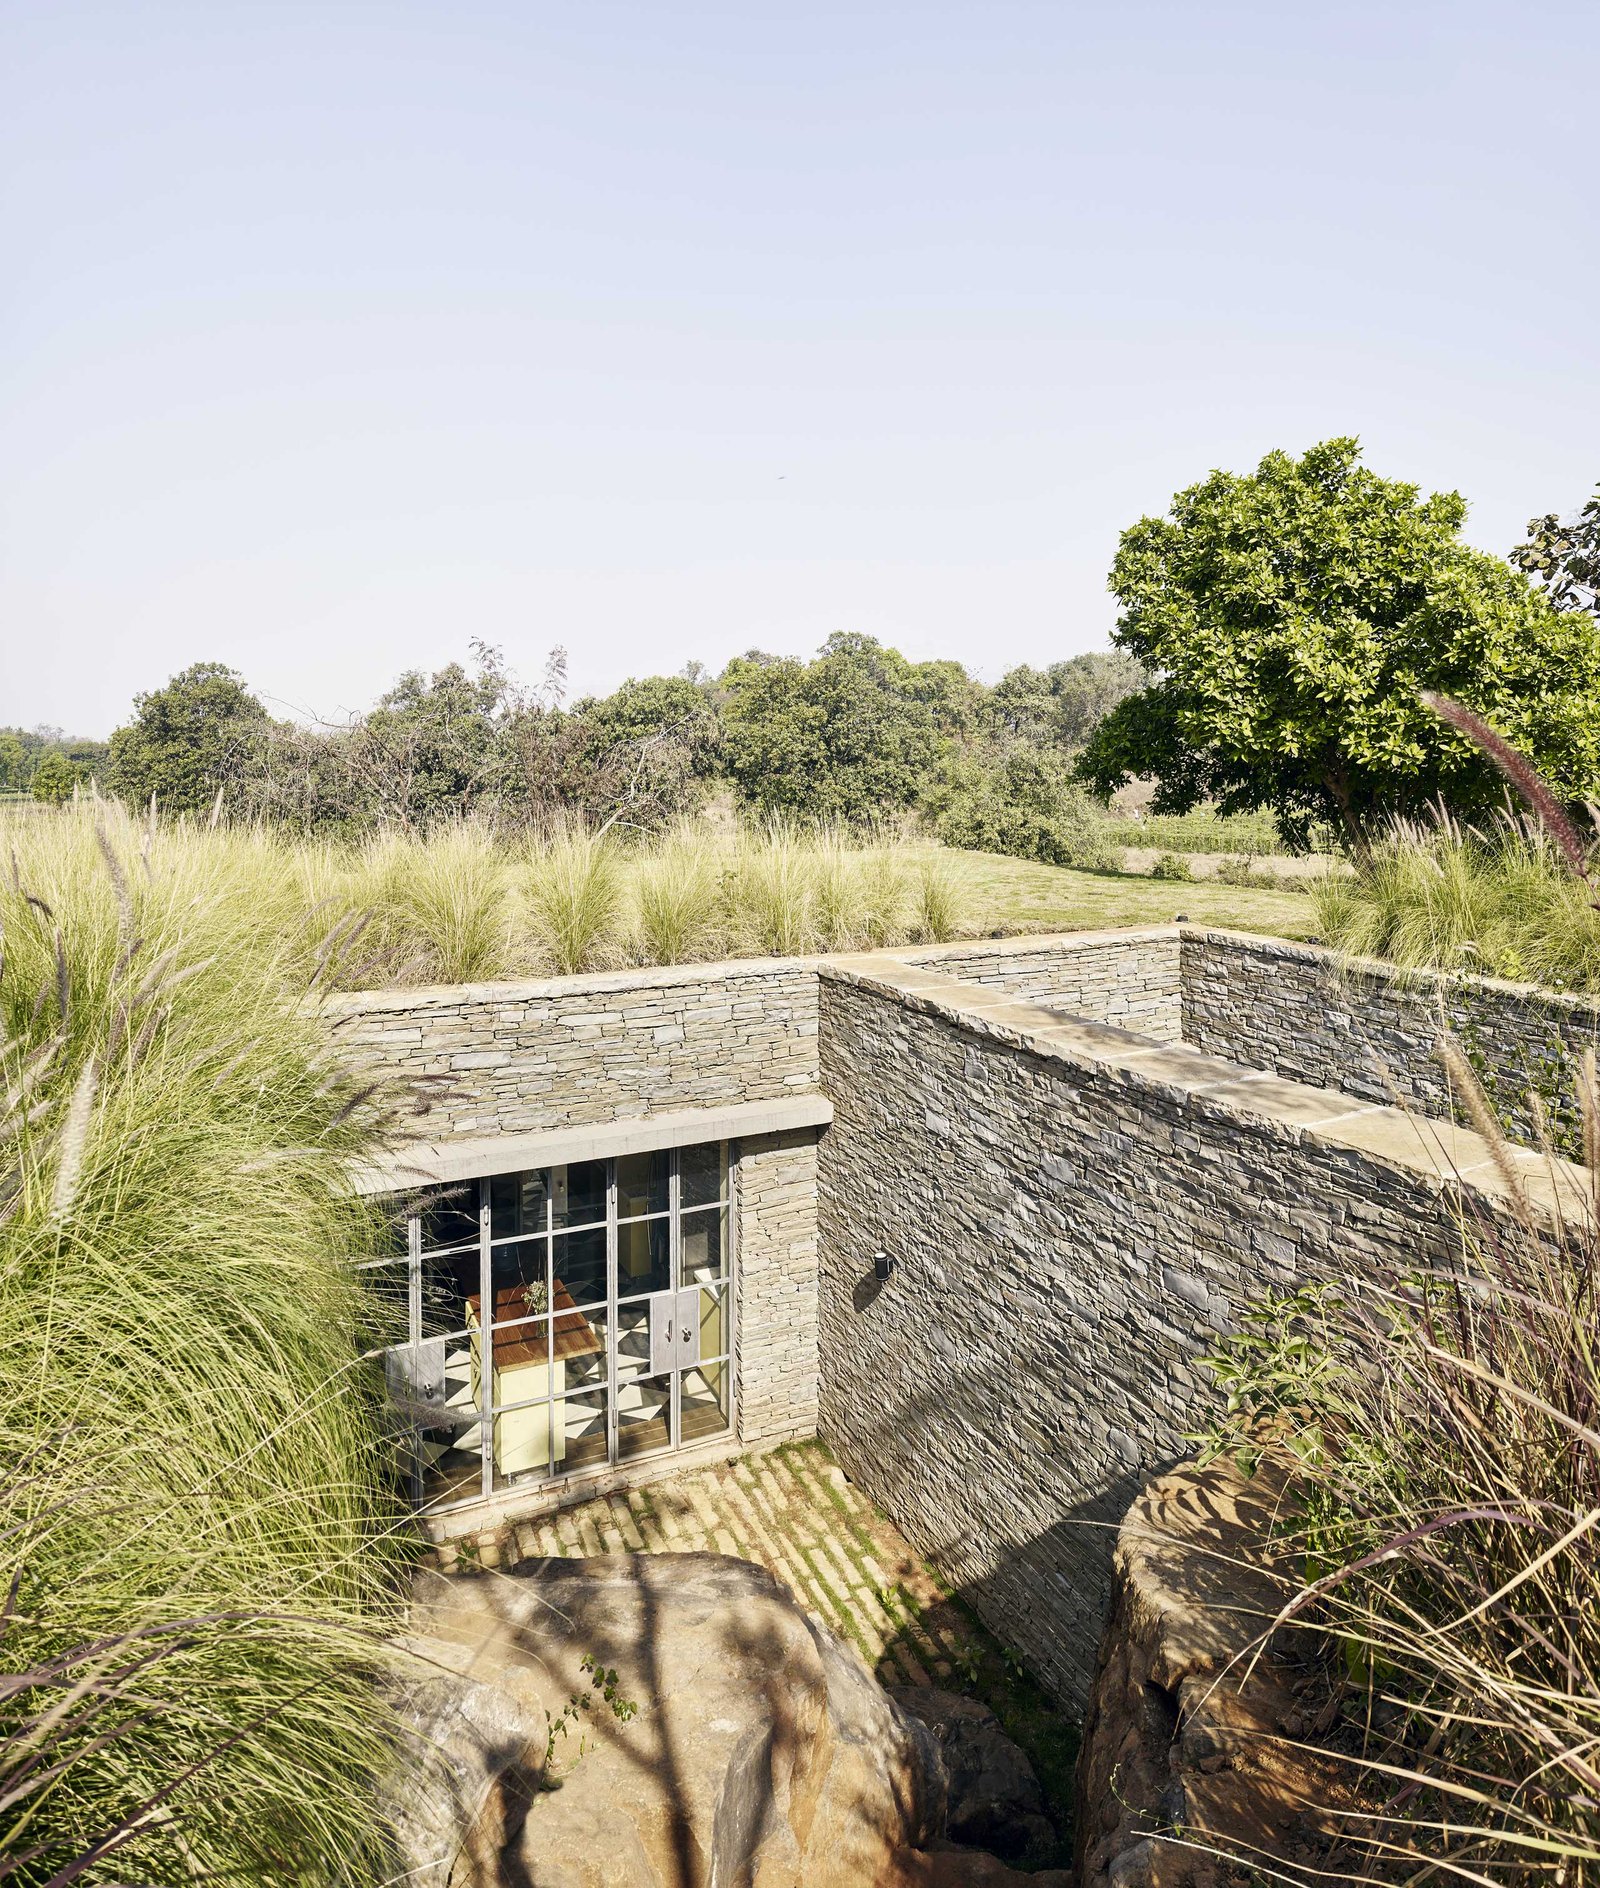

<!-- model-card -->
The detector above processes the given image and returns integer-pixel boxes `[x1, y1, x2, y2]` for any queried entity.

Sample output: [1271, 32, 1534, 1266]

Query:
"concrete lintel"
[352, 1093, 834, 1196]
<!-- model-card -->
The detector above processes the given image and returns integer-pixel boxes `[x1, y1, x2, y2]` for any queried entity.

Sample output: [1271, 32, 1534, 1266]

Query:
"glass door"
[374, 1139, 732, 1512]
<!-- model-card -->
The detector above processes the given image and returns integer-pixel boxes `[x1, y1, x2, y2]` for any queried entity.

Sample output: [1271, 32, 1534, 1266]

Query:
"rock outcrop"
[889, 1687, 1057, 1863]
[393, 1551, 1070, 1888]
[1074, 1458, 1344, 1887]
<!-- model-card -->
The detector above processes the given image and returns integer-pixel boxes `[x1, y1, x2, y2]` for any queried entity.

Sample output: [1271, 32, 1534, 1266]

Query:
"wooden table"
[467, 1280, 602, 1477]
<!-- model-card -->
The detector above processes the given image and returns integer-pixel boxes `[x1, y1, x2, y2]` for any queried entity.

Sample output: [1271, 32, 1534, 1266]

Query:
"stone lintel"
[352, 1093, 834, 1195]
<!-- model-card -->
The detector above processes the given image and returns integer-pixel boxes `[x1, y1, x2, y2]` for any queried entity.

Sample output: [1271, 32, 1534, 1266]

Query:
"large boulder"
[1073, 1459, 1345, 1886]
[889, 1687, 1057, 1863]
[392, 1551, 1070, 1888]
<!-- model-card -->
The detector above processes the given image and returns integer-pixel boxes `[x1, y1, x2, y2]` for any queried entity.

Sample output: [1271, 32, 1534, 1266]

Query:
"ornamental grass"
[0, 803, 410, 1885]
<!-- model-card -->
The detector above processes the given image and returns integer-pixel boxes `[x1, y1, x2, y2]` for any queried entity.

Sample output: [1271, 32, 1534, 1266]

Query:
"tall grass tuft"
[858, 846, 911, 949]
[914, 853, 962, 942]
[810, 826, 865, 951]
[526, 826, 625, 974]
[734, 822, 816, 957]
[0, 804, 408, 1884]
[1314, 813, 1600, 992]
[631, 825, 723, 965]
[363, 820, 518, 984]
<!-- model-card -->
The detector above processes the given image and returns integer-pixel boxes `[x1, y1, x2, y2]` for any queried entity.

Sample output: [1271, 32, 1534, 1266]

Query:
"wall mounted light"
[873, 1249, 895, 1281]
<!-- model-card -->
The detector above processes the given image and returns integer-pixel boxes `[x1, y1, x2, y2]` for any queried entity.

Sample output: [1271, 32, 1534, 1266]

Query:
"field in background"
[934, 844, 1320, 940]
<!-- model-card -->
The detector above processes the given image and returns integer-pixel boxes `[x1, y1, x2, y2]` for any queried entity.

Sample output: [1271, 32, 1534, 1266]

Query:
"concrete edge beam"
[351, 1092, 835, 1196]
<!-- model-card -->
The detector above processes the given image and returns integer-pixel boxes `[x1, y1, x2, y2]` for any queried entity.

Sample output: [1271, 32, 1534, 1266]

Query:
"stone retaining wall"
[814, 956, 1566, 1707]
[1181, 928, 1600, 1147]
[734, 1127, 822, 1449]
[325, 958, 819, 1138]
[905, 930, 1181, 1039]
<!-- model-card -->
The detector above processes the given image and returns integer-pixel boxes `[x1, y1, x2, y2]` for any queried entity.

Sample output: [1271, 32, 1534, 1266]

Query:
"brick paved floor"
[436, 1439, 987, 1689]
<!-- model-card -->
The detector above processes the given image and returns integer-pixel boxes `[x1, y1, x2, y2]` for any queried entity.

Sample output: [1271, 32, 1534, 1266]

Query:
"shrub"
[926, 748, 1118, 870]
[732, 822, 816, 956]
[1149, 850, 1193, 881]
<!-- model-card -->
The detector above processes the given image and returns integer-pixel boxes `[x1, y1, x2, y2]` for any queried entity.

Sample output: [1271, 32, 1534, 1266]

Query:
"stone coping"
[1181, 923, 1600, 1026]
[820, 955, 1593, 1233]
[351, 1092, 834, 1196]
[320, 924, 1184, 1018]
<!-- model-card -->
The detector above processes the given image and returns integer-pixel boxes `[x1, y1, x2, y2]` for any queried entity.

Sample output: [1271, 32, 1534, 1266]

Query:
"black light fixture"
[873, 1249, 895, 1281]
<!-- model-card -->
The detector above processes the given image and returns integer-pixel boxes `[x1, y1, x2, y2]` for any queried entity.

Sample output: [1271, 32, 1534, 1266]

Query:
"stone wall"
[906, 930, 1181, 1039]
[814, 956, 1556, 1707]
[1180, 928, 1600, 1146]
[734, 1129, 822, 1450]
[325, 958, 819, 1138]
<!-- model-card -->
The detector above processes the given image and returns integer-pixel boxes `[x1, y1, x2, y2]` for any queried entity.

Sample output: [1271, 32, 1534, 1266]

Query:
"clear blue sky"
[3, 1, 1595, 737]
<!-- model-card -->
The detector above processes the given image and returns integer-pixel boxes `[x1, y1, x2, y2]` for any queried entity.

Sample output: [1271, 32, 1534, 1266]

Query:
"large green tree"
[720, 633, 956, 821]
[109, 663, 270, 815]
[1078, 440, 1600, 847]
[1511, 481, 1599, 619]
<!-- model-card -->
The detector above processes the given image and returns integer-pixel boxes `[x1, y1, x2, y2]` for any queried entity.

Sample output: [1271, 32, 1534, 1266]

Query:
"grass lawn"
[928, 846, 1321, 942]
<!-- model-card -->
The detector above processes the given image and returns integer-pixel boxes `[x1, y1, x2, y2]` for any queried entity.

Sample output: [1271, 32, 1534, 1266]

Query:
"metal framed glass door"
[369, 1139, 732, 1512]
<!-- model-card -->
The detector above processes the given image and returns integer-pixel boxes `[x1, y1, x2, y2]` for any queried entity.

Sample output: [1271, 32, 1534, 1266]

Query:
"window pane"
[617, 1150, 669, 1219]
[418, 1183, 478, 1254]
[553, 1225, 606, 1309]
[490, 1169, 551, 1241]
[415, 1336, 486, 1509]
[680, 1360, 730, 1444]
[680, 1141, 725, 1210]
[490, 1237, 550, 1321]
[680, 1208, 726, 1285]
[617, 1216, 670, 1297]
[615, 1299, 652, 1381]
[491, 1390, 554, 1484]
[552, 1390, 609, 1477]
[553, 1160, 606, 1230]
[617, 1374, 671, 1460]
[365, 1205, 410, 1262]
[358, 1261, 410, 1350]
[420, 1248, 479, 1340]
[695, 1283, 728, 1362]
[555, 1302, 607, 1394]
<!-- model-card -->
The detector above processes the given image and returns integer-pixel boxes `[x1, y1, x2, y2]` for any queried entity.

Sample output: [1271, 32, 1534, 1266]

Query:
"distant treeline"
[96, 637, 1146, 866]
[0, 727, 111, 802]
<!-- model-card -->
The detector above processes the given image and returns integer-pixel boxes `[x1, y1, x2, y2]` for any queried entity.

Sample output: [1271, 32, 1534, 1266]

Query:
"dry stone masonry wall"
[906, 930, 1182, 1039]
[1181, 928, 1600, 1150]
[325, 958, 819, 1137]
[814, 956, 1570, 1706]
[734, 1128, 822, 1449]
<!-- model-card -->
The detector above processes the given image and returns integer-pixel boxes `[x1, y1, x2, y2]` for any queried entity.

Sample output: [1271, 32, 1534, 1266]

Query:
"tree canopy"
[1512, 482, 1600, 619]
[720, 632, 960, 821]
[109, 663, 270, 815]
[1078, 439, 1600, 846]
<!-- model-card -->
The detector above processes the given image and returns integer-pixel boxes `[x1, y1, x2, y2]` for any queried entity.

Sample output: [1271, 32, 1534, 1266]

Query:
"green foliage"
[1512, 480, 1600, 617]
[1079, 440, 1600, 847]
[720, 633, 952, 822]
[987, 650, 1148, 749]
[1101, 807, 1287, 854]
[0, 733, 26, 791]
[1149, 850, 1192, 881]
[925, 747, 1117, 869]
[0, 805, 407, 1884]
[108, 661, 269, 815]
[28, 748, 77, 804]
